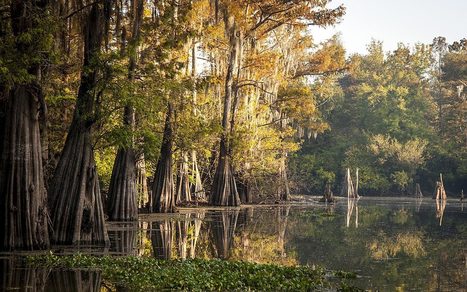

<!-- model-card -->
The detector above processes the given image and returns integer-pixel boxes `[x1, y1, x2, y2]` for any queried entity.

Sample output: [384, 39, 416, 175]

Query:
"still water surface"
[1, 197, 466, 291]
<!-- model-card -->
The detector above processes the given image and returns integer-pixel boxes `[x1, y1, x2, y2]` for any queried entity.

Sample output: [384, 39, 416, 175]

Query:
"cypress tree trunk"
[151, 104, 175, 213]
[278, 152, 290, 201]
[107, 108, 138, 221]
[176, 153, 191, 205]
[189, 41, 206, 202]
[0, 0, 50, 251]
[49, 3, 109, 245]
[191, 150, 206, 202]
[107, 0, 144, 221]
[210, 12, 240, 206]
[136, 156, 149, 208]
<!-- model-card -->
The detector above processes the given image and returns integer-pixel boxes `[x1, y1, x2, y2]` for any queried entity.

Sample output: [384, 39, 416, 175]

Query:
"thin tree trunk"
[190, 40, 206, 202]
[278, 152, 290, 201]
[151, 104, 175, 213]
[210, 11, 240, 206]
[49, 3, 109, 245]
[176, 153, 191, 204]
[136, 156, 149, 208]
[0, 0, 50, 251]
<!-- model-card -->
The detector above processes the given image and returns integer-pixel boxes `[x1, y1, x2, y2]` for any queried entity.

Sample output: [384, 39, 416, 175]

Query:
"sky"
[313, 0, 467, 55]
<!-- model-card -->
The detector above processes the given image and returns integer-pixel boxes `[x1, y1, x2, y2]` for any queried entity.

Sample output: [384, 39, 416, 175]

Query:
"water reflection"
[0, 258, 102, 292]
[346, 198, 359, 228]
[415, 197, 423, 212]
[108, 222, 138, 255]
[435, 198, 446, 226]
[45, 270, 102, 292]
[0, 258, 48, 291]
[210, 210, 239, 259]
[2, 198, 464, 291]
[151, 220, 173, 259]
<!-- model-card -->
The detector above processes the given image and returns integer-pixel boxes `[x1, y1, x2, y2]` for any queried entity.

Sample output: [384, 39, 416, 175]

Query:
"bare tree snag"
[151, 104, 175, 213]
[341, 168, 358, 198]
[433, 173, 447, 200]
[320, 183, 335, 203]
[49, 3, 109, 245]
[414, 183, 423, 198]
[435, 198, 446, 226]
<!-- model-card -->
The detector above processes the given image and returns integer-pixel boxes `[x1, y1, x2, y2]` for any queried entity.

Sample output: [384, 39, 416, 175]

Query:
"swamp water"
[1, 197, 466, 291]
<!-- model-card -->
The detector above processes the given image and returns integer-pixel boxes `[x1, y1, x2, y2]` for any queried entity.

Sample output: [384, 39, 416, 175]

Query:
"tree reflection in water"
[0, 258, 48, 291]
[151, 220, 173, 259]
[108, 222, 138, 255]
[346, 198, 359, 228]
[46, 270, 102, 292]
[0, 258, 103, 292]
[435, 198, 446, 226]
[210, 210, 239, 259]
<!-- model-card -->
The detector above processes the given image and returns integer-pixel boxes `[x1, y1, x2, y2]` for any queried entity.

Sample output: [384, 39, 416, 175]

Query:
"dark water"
[1, 197, 466, 291]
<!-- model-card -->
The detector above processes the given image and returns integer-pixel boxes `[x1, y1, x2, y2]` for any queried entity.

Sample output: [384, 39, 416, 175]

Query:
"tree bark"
[0, 0, 50, 251]
[151, 104, 175, 213]
[49, 3, 109, 245]
[107, 107, 138, 221]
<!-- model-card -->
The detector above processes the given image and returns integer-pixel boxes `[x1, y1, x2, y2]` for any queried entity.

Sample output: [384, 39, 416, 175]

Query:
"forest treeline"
[0, 0, 465, 250]
[290, 38, 466, 196]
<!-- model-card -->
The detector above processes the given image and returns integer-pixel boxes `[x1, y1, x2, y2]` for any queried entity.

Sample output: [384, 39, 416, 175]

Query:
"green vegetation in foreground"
[27, 254, 359, 291]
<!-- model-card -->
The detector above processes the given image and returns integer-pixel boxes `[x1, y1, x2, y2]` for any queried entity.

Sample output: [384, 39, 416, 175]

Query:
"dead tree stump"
[320, 183, 335, 203]
[414, 183, 423, 198]
[433, 173, 447, 200]
[341, 168, 358, 198]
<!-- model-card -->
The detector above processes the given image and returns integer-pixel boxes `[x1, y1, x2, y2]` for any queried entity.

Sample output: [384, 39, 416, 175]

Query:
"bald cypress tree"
[49, 2, 109, 245]
[0, 0, 50, 251]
